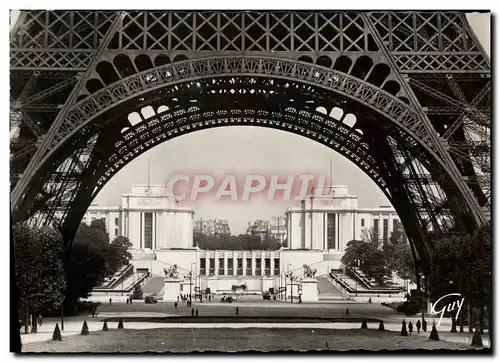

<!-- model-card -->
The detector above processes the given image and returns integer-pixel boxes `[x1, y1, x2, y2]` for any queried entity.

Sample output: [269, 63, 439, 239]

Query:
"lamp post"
[287, 263, 291, 303]
[189, 262, 194, 301]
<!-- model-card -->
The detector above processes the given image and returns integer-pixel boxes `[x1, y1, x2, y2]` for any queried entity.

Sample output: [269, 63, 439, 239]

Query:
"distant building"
[246, 217, 286, 243]
[194, 219, 231, 237]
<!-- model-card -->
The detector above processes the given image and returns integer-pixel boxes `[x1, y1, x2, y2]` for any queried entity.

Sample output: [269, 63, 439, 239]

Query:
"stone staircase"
[316, 276, 343, 300]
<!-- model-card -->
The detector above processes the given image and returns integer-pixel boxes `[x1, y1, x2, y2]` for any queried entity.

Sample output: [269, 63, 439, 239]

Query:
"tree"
[361, 227, 380, 248]
[361, 249, 392, 284]
[63, 222, 112, 314]
[13, 224, 66, 333]
[107, 236, 133, 273]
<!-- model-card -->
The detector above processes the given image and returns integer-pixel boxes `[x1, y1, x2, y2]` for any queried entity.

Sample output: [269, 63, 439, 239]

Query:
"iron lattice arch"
[10, 11, 490, 275]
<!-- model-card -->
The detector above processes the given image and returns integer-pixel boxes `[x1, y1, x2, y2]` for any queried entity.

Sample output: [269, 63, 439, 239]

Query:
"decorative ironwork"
[9, 10, 491, 275]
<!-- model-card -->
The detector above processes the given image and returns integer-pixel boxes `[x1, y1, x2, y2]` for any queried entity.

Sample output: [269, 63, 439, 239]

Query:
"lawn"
[22, 328, 472, 353]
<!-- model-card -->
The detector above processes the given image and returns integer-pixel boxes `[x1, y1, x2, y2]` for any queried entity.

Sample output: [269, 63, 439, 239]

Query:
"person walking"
[345, 308, 350, 317]
[416, 320, 421, 334]
[236, 307, 239, 315]
[191, 308, 195, 316]
[109, 298, 112, 306]
[422, 319, 427, 332]
[408, 321, 413, 335]
[174, 302, 178, 310]
[196, 309, 199, 316]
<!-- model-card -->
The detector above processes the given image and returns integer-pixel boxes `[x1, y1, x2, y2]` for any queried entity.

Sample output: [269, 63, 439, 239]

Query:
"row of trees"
[341, 222, 415, 284]
[427, 223, 491, 332]
[194, 232, 283, 250]
[14, 220, 132, 333]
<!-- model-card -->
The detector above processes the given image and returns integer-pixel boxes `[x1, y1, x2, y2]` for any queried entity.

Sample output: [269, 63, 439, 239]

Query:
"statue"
[303, 264, 317, 278]
[163, 264, 180, 279]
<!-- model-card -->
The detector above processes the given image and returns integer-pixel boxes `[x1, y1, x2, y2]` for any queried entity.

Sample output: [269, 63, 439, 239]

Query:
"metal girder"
[409, 78, 490, 128]
[17, 111, 42, 138]
[365, 14, 486, 229]
[11, 12, 125, 211]
[16, 71, 40, 102]
[16, 76, 78, 106]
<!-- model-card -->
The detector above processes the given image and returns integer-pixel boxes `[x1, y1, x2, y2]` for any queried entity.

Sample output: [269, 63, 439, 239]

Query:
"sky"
[9, 11, 491, 235]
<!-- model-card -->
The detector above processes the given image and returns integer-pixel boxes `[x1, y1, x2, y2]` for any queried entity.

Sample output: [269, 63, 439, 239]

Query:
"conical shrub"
[52, 323, 62, 341]
[118, 318, 124, 329]
[102, 320, 108, 331]
[429, 324, 440, 341]
[80, 320, 89, 335]
[361, 319, 368, 329]
[471, 328, 483, 348]
[378, 321, 385, 331]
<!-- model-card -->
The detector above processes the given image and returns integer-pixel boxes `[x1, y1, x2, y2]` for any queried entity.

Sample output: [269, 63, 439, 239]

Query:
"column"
[251, 253, 256, 276]
[243, 257, 247, 276]
[224, 255, 228, 276]
[261, 255, 265, 276]
[214, 254, 219, 276]
[338, 213, 343, 251]
[378, 213, 383, 240]
[233, 253, 237, 276]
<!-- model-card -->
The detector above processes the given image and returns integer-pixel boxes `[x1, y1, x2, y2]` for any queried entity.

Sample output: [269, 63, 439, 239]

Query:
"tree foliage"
[13, 223, 66, 331]
[342, 220, 415, 285]
[428, 223, 492, 308]
[63, 222, 133, 313]
[194, 232, 282, 250]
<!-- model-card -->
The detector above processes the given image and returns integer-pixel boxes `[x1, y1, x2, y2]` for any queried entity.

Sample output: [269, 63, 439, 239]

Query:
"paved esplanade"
[20, 300, 490, 348]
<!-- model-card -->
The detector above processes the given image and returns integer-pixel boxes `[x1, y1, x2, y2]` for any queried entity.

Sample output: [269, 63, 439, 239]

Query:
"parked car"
[262, 291, 271, 300]
[145, 296, 158, 304]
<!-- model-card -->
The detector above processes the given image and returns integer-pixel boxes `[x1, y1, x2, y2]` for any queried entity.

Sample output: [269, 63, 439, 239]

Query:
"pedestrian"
[38, 314, 43, 326]
[422, 319, 427, 332]
[236, 307, 239, 315]
[177, 295, 180, 302]
[368, 297, 372, 304]
[299, 295, 302, 304]
[416, 320, 421, 334]
[408, 321, 413, 335]
[174, 302, 178, 309]
[191, 308, 195, 316]
[109, 298, 112, 306]
[345, 308, 350, 317]
[196, 309, 199, 316]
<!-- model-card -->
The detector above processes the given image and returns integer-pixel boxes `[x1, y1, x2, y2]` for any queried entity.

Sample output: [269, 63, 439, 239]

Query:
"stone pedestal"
[261, 277, 274, 293]
[163, 278, 181, 301]
[300, 278, 318, 302]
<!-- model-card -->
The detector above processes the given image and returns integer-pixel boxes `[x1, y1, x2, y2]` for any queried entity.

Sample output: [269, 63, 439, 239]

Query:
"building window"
[200, 258, 206, 275]
[144, 213, 153, 249]
[274, 259, 280, 276]
[246, 258, 252, 275]
[237, 258, 243, 275]
[255, 259, 261, 276]
[327, 213, 336, 249]
[264, 258, 271, 276]
[218, 258, 224, 275]
[228, 259, 234, 275]
[115, 217, 119, 226]
[209, 258, 215, 276]
[373, 219, 379, 240]
[361, 218, 365, 227]
[383, 219, 389, 243]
